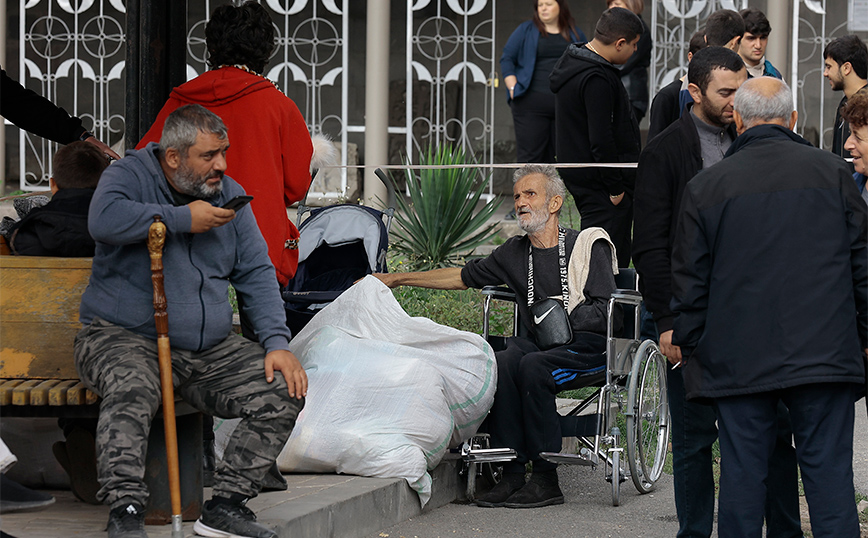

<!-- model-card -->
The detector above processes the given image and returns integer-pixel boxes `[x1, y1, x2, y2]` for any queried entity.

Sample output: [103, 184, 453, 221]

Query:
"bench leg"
[144, 412, 203, 524]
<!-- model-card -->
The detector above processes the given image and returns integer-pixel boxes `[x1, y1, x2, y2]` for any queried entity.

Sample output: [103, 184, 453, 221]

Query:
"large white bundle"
[277, 276, 496, 505]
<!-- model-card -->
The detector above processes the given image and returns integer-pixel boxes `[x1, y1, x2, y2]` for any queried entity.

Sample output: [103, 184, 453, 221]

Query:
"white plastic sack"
[277, 276, 496, 506]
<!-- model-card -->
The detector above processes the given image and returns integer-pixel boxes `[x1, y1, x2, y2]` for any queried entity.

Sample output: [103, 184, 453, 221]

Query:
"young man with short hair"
[824, 35, 868, 158]
[5, 141, 108, 256]
[550, 7, 643, 266]
[738, 7, 783, 79]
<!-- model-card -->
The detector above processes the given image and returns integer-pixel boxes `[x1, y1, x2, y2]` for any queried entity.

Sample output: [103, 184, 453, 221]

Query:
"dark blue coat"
[500, 20, 585, 102]
[671, 125, 867, 400]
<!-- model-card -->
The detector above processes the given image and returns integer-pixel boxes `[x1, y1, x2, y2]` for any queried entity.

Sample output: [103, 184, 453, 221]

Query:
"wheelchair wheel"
[610, 448, 621, 506]
[626, 340, 670, 494]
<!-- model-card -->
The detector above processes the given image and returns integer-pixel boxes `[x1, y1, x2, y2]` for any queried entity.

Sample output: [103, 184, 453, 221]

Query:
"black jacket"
[1, 68, 87, 144]
[671, 125, 867, 400]
[647, 78, 682, 142]
[633, 105, 736, 333]
[8, 189, 95, 257]
[460, 229, 620, 338]
[550, 44, 640, 196]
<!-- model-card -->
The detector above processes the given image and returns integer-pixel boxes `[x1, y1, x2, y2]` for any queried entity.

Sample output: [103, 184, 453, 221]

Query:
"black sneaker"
[106, 502, 148, 538]
[0, 475, 55, 513]
[503, 479, 564, 508]
[475, 472, 525, 508]
[193, 499, 277, 538]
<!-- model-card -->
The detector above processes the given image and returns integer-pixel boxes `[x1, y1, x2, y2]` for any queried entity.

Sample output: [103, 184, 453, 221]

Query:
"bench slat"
[0, 380, 25, 405]
[12, 379, 42, 405]
[48, 379, 80, 405]
[67, 381, 91, 406]
[30, 379, 62, 405]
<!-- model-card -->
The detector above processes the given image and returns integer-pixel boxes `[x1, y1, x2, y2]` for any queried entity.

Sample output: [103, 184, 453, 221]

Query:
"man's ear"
[788, 110, 798, 131]
[49, 177, 58, 195]
[164, 147, 182, 171]
[734, 110, 746, 134]
[687, 82, 703, 105]
[726, 35, 741, 51]
[841, 61, 853, 76]
[614, 37, 627, 50]
[549, 194, 563, 214]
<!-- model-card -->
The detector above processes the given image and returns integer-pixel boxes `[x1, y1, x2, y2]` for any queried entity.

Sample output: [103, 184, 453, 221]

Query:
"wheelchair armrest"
[481, 286, 516, 302]
[611, 289, 642, 306]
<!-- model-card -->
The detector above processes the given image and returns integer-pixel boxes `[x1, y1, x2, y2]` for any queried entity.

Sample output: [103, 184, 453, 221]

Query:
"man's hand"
[610, 192, 625, 206]
[659, 330, 683, 364]
[264, 349, 307, 400]
[189, 200, 235, 233]
[84, 136, 121, 161]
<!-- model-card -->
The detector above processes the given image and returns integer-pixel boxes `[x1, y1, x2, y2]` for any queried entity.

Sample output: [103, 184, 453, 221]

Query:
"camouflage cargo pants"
[74, 317, 303, 510]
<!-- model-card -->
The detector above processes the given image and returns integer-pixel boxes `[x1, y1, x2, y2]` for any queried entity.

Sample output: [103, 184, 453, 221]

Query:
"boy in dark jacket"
[5, 141, 107, 257]
[550, 7, 642, 266]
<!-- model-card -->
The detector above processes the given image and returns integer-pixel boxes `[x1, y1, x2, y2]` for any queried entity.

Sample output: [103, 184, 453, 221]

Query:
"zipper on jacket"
[185, 234, 207, 351]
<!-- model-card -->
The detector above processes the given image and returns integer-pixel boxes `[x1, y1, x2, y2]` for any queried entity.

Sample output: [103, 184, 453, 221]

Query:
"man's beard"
[173, 161, 223, 199]
[517, 204, 549, 234]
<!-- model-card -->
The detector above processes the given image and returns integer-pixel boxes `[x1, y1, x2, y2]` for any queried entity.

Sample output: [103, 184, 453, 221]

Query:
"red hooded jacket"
[137, 66, 313, 286]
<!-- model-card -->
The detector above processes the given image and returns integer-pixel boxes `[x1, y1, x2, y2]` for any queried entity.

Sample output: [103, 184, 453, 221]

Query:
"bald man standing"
[671, 77, 867, 538]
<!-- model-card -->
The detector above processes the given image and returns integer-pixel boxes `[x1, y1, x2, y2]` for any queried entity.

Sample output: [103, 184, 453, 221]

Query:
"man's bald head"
[732, 77, 797, 134]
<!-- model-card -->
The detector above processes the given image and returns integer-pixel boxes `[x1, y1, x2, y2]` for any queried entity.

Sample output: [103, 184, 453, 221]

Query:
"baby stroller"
[282, 168, 396, 335]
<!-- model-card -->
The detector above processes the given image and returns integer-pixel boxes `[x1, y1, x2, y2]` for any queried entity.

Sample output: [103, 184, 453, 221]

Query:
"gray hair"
[159, 104, 228, 157]
[513, 164, 566, 214]
[733, 78, 794, 130]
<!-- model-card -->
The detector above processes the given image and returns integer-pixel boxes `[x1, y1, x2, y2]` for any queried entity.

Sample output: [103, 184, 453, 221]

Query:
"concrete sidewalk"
[0, 461, 464, 538]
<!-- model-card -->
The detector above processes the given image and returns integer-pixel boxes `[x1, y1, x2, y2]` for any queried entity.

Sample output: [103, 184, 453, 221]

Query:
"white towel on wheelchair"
[567, 227, 619, 313]
[276, 275, 496, 506]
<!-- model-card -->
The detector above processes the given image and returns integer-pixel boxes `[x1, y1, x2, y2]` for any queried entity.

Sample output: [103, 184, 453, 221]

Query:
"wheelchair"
[460, 268, 670, 506]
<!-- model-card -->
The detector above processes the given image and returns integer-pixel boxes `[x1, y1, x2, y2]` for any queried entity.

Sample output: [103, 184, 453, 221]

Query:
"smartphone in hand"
[222, 195, 253, 211]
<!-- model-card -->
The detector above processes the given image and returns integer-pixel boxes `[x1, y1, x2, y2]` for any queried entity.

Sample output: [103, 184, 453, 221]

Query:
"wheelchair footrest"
[539, 451, 597, 468]
[461, 447, 517, 463]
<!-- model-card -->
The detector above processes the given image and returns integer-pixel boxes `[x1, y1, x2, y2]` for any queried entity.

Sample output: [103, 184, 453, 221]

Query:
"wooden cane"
[148, 216, 184, 538]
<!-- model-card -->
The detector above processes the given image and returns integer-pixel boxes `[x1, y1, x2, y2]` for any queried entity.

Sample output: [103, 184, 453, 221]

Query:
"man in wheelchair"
[374, 164, 621, 508]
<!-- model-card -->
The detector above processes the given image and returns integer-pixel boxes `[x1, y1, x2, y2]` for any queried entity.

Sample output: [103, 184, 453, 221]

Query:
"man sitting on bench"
[75, 104, 307, 538]
[374, 164, 620, 509]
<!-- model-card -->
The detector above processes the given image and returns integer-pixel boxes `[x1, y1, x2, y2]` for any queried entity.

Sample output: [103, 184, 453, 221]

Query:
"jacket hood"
[550, 43, 616, 94]
[171, 67, 275, 106]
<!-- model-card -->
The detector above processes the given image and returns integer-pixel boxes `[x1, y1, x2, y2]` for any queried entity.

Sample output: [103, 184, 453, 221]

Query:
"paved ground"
[4, 400, 863, 538]
[370, 399, 868, 538]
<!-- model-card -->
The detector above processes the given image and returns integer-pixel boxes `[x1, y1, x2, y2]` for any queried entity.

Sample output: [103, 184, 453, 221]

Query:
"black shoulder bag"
[528, 227, 572, 349]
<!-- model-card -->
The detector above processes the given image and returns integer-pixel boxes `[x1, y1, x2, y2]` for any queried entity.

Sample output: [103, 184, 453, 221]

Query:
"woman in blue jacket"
[501, 0, 585, 165]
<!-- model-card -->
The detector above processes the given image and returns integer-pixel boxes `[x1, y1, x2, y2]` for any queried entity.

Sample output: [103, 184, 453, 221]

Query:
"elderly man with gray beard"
[671, 77, 867, 538]
[374, 164, 620, 509]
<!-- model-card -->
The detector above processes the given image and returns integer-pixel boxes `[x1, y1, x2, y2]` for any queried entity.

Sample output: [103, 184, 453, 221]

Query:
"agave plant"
[390, 145, 502, 271]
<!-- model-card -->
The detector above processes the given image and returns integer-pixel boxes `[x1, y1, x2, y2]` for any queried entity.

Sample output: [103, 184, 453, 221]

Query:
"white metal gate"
[9, 0, 498, 196]
[10, 0, 126, 191]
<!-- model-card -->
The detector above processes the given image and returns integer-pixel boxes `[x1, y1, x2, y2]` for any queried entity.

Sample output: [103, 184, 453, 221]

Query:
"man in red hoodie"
[138, 1, 313, 294]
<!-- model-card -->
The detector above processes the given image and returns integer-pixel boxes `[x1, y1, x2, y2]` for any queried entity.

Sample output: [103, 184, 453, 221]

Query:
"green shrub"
[388, 145, 502, 271]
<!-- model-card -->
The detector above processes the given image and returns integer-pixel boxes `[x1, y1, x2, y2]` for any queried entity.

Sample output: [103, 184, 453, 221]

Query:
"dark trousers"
[510, 91, 557, 164]
[716, 383, 860, 538]
[487, 334, 606, 474]
[668, 367, 802, 538]
[565, 184, 633, 267]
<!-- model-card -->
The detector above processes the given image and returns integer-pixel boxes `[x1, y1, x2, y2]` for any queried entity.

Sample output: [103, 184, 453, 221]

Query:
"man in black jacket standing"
[634, 47, 803, 538]
[672, 76, 867, 538]
[550, 7, 642, 266]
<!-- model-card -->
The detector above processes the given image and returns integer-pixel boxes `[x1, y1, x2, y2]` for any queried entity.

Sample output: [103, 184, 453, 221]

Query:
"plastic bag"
[277, 276, 496, 505]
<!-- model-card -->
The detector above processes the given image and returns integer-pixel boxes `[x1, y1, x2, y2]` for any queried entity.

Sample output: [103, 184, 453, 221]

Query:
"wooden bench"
[0, 252, 203, 523]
